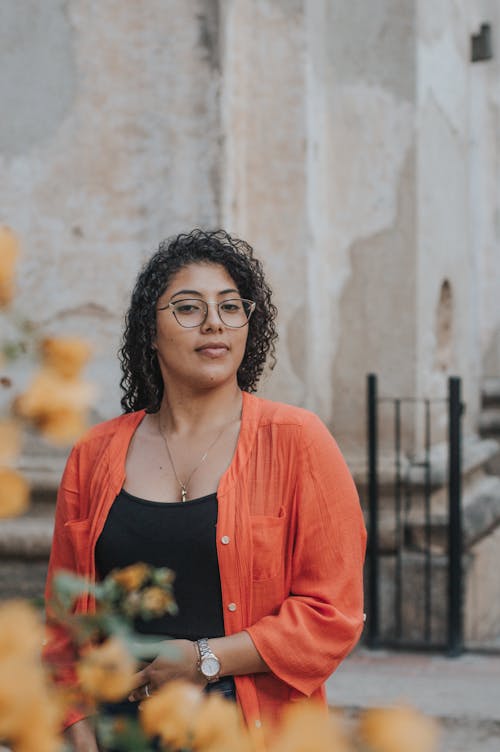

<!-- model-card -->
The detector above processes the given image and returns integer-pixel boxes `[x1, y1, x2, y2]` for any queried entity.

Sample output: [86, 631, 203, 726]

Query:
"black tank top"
[95, 489, 225, 640]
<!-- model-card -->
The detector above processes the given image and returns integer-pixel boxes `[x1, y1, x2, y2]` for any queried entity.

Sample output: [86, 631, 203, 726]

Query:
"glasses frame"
[158, 297, 256, 329]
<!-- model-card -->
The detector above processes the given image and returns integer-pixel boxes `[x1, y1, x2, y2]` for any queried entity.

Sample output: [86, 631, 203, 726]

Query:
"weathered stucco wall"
[327, 0, 417, 455]
[468, 0, 500, 378]
[220, 0, 310, 407]
[415, 0, 500, 439]
[1, 0, 222, 419]
[1, 0, 499, 458]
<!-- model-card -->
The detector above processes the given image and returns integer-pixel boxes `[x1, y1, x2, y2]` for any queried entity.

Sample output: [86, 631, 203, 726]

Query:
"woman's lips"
[195, 345, 228, 359]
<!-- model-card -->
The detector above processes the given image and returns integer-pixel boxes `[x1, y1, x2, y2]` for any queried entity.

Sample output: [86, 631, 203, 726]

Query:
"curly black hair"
[119, 229, 278, 413]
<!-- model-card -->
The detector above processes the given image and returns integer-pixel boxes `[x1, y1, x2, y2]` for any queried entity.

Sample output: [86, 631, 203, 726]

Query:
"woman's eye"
[220, 302, 241, 312]
[176, 303, 200, 314]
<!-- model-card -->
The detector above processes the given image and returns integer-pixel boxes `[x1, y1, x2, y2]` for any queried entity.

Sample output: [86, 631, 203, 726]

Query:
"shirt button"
[255, 720, 262, 728]
[228, 602, 237, 612]
[221, 535, 230, 544]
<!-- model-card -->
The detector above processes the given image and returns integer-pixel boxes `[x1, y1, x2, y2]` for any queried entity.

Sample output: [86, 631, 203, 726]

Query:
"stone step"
[482, 378, 500, 408]
[479, 407, 500, 437]
[354, 436, 500, 503]
[0, 501, 54, 559]
[406, 474, 500, 553]
[0, 500, 55, 602]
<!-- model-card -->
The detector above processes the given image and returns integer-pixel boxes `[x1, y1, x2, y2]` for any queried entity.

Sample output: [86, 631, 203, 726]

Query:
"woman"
[44, 229, 366, 751]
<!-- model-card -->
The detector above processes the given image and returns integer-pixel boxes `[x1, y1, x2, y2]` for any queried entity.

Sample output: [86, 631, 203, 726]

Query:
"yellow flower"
[77, 637, 136, 702]
[359, 705, 439, 752]
[14, 367, 94, 444]
[0, 601, 63, 751]
[0, 659, 63, 751]
[153, 567, 176, 586]
[191, 693, 251, 752]
[41, 337, 92, 379]
[141, 586, 176, 617]
[111, 562, 151, 592]
[0, 225, 19, 307]
[140, 680, 202, 748]
[0, 419, 22, 464]
[272, 701, 350, 752]
[39, 407, 88, 445]
[0, 600, 43, 659]
[0, 467, 29, 518]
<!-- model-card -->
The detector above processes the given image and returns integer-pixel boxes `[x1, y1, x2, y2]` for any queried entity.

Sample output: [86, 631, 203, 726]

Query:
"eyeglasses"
[158, 298, 256, 328]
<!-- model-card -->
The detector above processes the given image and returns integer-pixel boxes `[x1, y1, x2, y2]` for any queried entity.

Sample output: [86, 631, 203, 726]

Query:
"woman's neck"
[157, 381, 243, 436]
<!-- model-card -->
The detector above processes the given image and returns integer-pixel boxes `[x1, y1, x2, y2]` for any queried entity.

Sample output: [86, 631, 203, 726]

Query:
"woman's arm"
[128, 632, 268, 701]
[245, 412, 367, 697]
[64, 718, 99, 752]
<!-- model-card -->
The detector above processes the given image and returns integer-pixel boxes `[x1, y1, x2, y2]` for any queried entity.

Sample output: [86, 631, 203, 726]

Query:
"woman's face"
[154, 262, 249, 393]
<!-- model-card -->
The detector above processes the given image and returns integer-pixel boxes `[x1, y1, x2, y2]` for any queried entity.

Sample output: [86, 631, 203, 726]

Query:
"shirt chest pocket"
[250, 508, 287, 582]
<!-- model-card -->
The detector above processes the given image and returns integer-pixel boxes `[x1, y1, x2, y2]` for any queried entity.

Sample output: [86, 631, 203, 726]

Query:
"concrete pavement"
[325, 648, 500, 752]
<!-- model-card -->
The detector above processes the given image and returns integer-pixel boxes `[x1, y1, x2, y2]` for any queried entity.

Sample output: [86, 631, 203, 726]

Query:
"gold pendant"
[181, 486, 187, 502]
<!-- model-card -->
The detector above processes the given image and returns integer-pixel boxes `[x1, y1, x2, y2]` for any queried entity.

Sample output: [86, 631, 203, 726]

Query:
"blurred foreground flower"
[110, 562, 151, 592]
[41, 336, 92, 380]
[140, 585, 176, 617]
[191, 692, 251, 752]
[272, 701, 350, 752]
[77, 636, 137, 702]
[13, 336, 94, 444]
[0, 419, 22, 464]
[0, 420, 27, 518]
[359, 705, 439, 752]
[0, 225, 19, 307]
[140, 680, 203, 749]
[0, 601, 62, 752]
[140, 680, 251, 752]
[0, 467, 29, 518]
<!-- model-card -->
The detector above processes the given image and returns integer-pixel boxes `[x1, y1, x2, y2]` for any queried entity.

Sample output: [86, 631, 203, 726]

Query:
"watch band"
[196, 638, 221, 683]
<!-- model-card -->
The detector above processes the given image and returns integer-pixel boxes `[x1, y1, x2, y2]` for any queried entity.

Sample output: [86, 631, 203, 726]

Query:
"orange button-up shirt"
[44, 391, 366, 731]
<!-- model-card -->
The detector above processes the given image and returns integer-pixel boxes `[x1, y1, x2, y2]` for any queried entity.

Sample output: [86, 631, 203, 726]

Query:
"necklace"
[158, 417, 231, 502]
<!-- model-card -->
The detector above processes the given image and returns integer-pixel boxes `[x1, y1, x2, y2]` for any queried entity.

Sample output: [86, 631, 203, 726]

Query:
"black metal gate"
[365, 374, 464, 655]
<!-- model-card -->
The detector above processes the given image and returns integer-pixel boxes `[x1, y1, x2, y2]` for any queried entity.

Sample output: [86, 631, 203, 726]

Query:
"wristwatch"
[196, 638, 221, 683]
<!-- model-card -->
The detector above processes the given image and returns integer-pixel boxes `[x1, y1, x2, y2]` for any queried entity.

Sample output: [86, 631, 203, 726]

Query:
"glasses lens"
[171, 299, 206, 327]
[218, 299, 254, 328]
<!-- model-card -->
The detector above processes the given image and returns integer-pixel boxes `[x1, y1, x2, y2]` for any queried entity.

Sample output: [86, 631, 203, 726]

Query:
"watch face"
[201, 656, 220, 678]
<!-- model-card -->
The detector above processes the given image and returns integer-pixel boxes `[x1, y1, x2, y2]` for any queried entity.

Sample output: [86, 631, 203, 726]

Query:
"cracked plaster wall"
[2, 0, 499, 457]
[220, 0, 309, 406]
[416, 0, 500, 438]
[1, 0, 222, 419]
[329, 0, 416, 455]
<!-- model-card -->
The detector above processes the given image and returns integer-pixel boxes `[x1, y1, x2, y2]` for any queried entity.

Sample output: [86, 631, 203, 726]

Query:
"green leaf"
[95, 715, 156, 752]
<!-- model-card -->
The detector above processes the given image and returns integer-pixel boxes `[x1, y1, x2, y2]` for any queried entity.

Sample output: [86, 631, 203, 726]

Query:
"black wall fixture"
[471, 23, 493, 62]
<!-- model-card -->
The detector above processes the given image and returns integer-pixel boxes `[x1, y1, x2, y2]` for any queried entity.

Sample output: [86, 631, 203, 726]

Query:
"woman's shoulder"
[73, 410, 145, 452]
[247, 393, 328, 434]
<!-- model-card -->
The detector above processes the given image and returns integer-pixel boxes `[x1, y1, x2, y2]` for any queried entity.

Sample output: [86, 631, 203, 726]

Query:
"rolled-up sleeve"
[245, 413, 366, 697]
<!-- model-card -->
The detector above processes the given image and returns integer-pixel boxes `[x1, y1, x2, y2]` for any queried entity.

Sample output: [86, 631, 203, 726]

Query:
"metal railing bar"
[424, 398, 432, 642]
[394, 399, 403, 640]
[367, 374, 379, 647]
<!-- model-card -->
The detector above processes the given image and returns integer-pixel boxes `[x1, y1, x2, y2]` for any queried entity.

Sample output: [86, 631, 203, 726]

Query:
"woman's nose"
[201, 302, 223, 331]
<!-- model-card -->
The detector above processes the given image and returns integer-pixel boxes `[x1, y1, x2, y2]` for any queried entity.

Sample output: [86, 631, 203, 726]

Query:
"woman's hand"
[63, 718, 99, 752]
[128, 639, 204, 702]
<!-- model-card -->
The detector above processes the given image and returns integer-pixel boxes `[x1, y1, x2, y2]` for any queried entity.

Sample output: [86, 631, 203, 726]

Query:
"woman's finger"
[128, 668, 148, 693]
[128, 680, 152, 703]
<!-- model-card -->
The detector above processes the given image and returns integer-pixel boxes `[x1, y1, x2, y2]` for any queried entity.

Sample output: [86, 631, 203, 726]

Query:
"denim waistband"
[203, 675, 236, 700]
